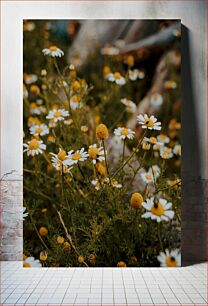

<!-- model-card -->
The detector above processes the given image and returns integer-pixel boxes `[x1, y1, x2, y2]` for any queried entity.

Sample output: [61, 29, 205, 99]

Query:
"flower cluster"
[23, 21, 181, 268]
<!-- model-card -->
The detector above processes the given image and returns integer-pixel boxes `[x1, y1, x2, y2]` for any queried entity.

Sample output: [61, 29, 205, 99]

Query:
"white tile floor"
[0, 261, 207, 305]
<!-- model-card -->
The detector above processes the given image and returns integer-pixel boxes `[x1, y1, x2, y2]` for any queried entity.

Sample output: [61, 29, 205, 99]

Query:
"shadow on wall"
[181, 25, 208, 265]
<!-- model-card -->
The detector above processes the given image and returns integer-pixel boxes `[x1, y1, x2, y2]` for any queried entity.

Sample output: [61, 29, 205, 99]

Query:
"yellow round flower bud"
[57, 236, 65, 244]
[28, 116, 41, 127]
[78, 255, 84, 263]
[96, 163, 106, 177]
[39, 226, 48, 237]
[130, 192, 143, 209]
[96, 124, 109, 140]
[63, 242, 71, 250]
[126, 55, 134, 67]
[57, 149, 67, 161]
[40, 251, 48, 261]
[88, 254, 96, 265]
[41, 208, 47, 213]
[117, 261, 126, 267]
[130, 256, 138, 265]
[72, 80, 81, 91]
[30, 85, 40, 95]
[103, 65, 111, 76]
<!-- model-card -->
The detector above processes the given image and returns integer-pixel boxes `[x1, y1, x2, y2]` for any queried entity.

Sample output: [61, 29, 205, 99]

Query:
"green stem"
[157, 223, 164, 251]
[53, 58, 71, 112]
[102, 140, 109, 175]
[111, 130, 147, 180]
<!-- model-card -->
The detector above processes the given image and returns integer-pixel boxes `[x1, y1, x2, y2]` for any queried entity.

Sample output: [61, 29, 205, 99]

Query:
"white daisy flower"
[91, 179, 101, 190]
[121, 98, 137, 113]
[48, 119, 57, 128]
[23, 21, 35, 32]
[101, 46, 119, 56]
[23, 84, 28, 99]
[30, 103, 46, 115]
[115, 39, 125, 48]
[157, 249, 181, 267]
[160, 146, 173, 159]
[24, 74, 38, 85]
[70, 95, 82, 110]
[42, 46, 64, 58]
[173, 144, 181, 156]
[23, 207, 29, 220]
[142, 197, 175, 222]
[64, 148, 89, 166]
[88, 144, 105, 165]
[140, 171, 154, 184]
[107, 178, 122, 189]
[23, 139, 46, 156]
[29, 124, 49, 137]
[108, 72, 126, 85]
[46, 108, 69, 122]
[138, 69, 145, 79]
[150, 93, 163, 108]
[149, 165, 161, 179]
[137, 114, 162, 130]
[128, 69, 145, 81]
[23, 256, 42, 268]
[128, 69, 139, 81]
[114, 127, 135, 140]
[143, 137, 163, 147]
[64, 118, 73, 126]
[50, 149, 72, 174]
[157, 134, 170, 144]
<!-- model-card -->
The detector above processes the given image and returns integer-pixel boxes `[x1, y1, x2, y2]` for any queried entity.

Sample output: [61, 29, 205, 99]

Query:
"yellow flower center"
[30, 85, 40, 95]
[152, 94, 159, 100]
[165, 256, 177, 267]
[40, 251, 48, 261]
[126, 55, 134, 66]
[121, 128, 129, 136]
[142, 142, 151, 150]
[30, 102, 37, 109]
[36, 127, 43, 134]
[23, 262, 31, 268]
[72, 152, 81, 160]
[159, 134, 167, 140]
[88, 147, 99, 159]
[111, 179, 118, 186]
[54, 111, 62, 118]
[103, 65, 111, 75]
[145, 174, 153, 180]
[151, 202, 165, 216]
[72, 95, 80, 103]
[144, 118, 154, 128]
[28, 139, 39, 150]
[72, 81, 81, 91]
[114, 72, 121, 79]
[57, 150, 67, 161]
[49, 46, 58, 51]
[149, 137, 157, 144]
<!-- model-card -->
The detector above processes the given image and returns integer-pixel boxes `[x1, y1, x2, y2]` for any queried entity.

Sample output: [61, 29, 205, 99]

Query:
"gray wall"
[0, 1, 207, 264]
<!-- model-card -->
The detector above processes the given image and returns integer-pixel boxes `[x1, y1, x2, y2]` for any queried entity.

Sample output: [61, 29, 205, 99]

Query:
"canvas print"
[23, 20, 181, 267]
